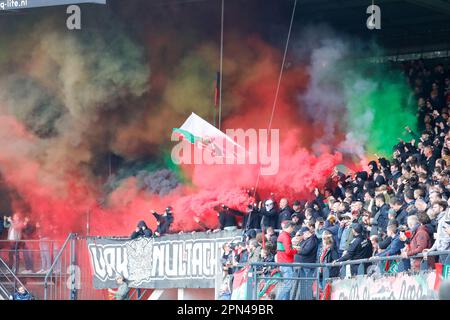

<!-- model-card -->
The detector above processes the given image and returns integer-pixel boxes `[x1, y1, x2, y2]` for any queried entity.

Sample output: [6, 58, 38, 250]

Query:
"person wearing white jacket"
[423, 209, 450, 263]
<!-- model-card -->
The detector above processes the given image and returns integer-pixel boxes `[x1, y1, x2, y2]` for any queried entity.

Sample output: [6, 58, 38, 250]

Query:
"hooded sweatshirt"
[130, 221, 153, 239]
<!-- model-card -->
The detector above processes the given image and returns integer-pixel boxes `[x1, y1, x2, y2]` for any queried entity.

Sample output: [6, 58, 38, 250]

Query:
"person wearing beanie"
[294, 225, 318, 300]
[296, 226, 318, 264]
[335, 223, 373, 275]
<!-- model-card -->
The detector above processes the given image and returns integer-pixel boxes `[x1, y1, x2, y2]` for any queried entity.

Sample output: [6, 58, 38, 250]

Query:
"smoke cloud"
[0, 3, 417, 236]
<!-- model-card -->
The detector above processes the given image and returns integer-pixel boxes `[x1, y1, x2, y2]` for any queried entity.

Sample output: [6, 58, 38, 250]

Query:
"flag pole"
[214, 71, 220, 127]
[218, 0, 224, 130]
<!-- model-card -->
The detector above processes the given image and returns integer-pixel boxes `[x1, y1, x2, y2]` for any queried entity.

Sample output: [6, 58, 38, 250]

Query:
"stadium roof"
[292, 0, 450, 55]
[1, 0, 106, 10]
[1, 0, 449, 56]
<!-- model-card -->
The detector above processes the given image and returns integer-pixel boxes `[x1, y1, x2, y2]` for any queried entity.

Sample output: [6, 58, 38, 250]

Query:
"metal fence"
[240, 250, 450, 300]
[0, 235, 76, 300]
[43, 233, 77, 300]
[0, 233, 101, 300]
[0, 257, 27, 300]
[0, 238, 61, 275]
[0, 235, 163, 300]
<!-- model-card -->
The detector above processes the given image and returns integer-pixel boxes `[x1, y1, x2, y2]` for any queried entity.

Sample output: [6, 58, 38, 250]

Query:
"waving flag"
[173, 112, 245, 160]
[231, 266, 250, 300]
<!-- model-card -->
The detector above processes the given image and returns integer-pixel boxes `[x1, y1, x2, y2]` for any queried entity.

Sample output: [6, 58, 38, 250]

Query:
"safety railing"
[0, 257, 28, 300]
[232, 250, 450, 300]
[0, 239, 63, 276]
[43, 233, 77, 300]
[128, 288, 151, 300]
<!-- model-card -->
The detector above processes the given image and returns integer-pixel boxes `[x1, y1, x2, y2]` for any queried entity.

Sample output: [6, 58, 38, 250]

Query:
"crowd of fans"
[2, 59, 449, 300]
[216, 60, 450, 300]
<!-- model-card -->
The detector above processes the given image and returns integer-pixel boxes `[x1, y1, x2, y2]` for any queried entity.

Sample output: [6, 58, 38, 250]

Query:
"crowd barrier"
[232, 250, 450, 300]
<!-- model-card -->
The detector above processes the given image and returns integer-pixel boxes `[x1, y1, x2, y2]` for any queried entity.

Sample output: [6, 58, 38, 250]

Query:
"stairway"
[0, 258, 29, 300]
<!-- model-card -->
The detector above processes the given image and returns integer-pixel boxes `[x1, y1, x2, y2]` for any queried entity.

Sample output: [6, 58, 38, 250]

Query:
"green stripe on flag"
[172, 128, 201, 144]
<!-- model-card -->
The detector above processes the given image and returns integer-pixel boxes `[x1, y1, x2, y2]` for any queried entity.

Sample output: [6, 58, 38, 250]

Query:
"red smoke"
[0, 19, 360, 237]
[87, 38, 348, 235]
[0, 115, 98, 237]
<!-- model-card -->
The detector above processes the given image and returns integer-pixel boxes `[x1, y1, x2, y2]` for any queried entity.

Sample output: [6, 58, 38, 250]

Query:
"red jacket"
[276, 231, 298, 263]
[407, 225, 434, 270]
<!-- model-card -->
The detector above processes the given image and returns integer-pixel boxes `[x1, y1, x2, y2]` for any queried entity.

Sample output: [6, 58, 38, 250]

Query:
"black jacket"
[243, 208, 261, 230]
[219, 208, 243, 229]
[425, 156, 436, 174]
[389, 171, 402, 185]
[378, 235, 392, 250]
[131, 221, 153, 239]
[395, 206, 409, 226]
[259, 207, 278, 229]
[374, 174, 386, 187]
[153, 212, 174, 236]
[319, 245, 340, 278]
[338, 234, 372, 262]
[277, 206, 293, 229]
[296, 235, 319, 263]
[292, 210, 306, 225]
[22, 223, 37, 240]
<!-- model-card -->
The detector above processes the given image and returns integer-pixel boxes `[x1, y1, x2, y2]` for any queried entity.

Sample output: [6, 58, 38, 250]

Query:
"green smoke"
[343, 65, 417, 157]
[298, 28, 418, 159]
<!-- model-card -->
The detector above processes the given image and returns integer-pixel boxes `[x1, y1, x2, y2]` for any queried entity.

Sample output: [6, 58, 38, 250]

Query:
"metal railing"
[0, 233, 152, 300]
[0, 257, 28, 300]
[0, 238, 61, 275]
[128, 288, 150, 300]
[43, 233, 77, 300]
[234, 250, 450, 300]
